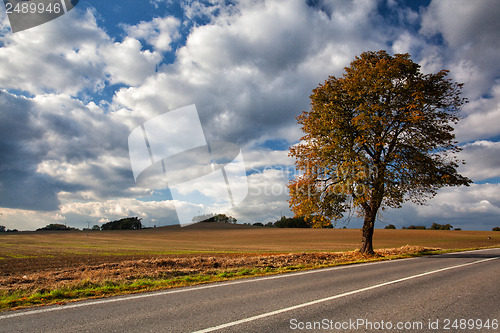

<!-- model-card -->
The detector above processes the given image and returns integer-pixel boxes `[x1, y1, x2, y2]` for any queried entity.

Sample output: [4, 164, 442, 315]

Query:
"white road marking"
[192, 256, 499, 333]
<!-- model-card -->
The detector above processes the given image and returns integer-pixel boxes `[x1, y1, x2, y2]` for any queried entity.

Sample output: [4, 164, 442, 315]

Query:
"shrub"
[273, 216, 309, 228]
[403, 225, 426, 230]
[37, 224, 77, 231]
[430, 223, 453, 230]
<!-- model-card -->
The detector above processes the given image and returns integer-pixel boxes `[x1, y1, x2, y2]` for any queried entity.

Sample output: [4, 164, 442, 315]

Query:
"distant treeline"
[32, 217, 143, 232]
[246, 220, 471, 230]
[386, 223, 458, 230]
[6, 219, 500, 232]
[246, 216, 312, 228]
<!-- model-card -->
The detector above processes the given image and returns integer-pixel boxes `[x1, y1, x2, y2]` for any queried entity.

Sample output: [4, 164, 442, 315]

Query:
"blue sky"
[1, 0, 500, 231]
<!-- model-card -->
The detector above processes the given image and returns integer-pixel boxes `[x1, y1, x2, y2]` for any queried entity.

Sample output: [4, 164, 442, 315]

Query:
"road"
[1, 248, 499, 332]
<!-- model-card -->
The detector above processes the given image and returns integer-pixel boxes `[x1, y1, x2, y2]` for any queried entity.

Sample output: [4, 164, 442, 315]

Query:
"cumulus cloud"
[0, 208, 66, 231]
[124, 16, 180, 52]
[99, 37, 162, 86]
[2, 0, 500, 231]
[454, 84, 500, 142]
[409, 183, 500, 229]
[457, 141, 500, 181]
[113, 0, 388, 146]
[0, 90, 137, 213]
[0, 9, 162, 95]
[0, 91, 59, 211]
[60, 198, 179, 225]
[244, 149, 293, 171]
[419, 0, 500, 142]
[228, 167, 293, 224]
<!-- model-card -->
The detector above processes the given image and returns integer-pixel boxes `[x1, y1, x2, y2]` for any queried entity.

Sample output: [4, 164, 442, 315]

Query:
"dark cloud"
[0, 91, 60, 210]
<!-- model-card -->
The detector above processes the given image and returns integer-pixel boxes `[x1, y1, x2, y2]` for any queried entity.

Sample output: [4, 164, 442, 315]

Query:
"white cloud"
[99, 37, 162, 86]
[0, 90, 136, 211]
[60, 198, 179, 226]
[457, 140, 500, 181]
[229, 167, 293, 223]
[0, 208, 66, 231]
[415, 183, 500, 219]
[244, 149, 293, 171]
[420, 0, 500, 99]
[421, 0, 500, 50]
[112, 0, 388, 147]
[455, 84, 500, 142]
[0, 9, 162, 95]
[124, 16, 180, 52]
[0, 10, 107, 95]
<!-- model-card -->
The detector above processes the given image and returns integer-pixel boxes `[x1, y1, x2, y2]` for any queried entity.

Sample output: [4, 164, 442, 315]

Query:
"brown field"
[0, 223, 499, 310]
[1, 223, 499, 275]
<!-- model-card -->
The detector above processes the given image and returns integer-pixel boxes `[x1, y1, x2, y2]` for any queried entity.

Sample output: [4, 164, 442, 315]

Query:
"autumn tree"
[289, 50, 471, 254]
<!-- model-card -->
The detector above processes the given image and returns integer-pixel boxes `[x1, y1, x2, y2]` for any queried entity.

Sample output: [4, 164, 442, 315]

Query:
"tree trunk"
[360, 210, 376, 254]
[360, 176, 384, 254]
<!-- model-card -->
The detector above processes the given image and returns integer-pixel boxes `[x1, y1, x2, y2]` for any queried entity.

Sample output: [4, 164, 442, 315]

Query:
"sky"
[1, 0, 500, 231]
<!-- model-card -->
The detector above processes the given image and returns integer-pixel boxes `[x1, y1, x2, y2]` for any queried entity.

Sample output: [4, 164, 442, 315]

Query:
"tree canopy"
[289, 50, 471, 253]
[100, 217, 142, 230]
[192, 213, 237, 224]
[36, 223, 77, 231]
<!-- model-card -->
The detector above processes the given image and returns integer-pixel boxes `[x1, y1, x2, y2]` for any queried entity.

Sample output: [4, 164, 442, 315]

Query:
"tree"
[192, 213, 237, 224]
[36, 223, 77, 231]
[384, 224, 396, 229]
[289, 50, 471, 254]
[403, 225, 426, 230]
[92, 225, 101, 231]
[274, 216, 309, 228]
[0, 225, 5, 233]
[101, 217, 142, 230]
[429, 222, 453, 230]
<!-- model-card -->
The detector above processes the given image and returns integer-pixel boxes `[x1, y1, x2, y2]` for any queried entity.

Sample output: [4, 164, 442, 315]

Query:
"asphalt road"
[1, 248, 499, 333]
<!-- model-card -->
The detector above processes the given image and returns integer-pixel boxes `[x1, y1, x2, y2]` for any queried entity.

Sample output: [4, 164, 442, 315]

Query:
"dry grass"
[0, 245, 438, 310]
[0, 245, 435, 292]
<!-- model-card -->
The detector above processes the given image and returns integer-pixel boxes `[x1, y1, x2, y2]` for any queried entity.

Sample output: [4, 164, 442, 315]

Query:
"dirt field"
[1, 223, 499, 276]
